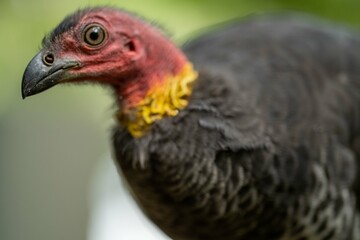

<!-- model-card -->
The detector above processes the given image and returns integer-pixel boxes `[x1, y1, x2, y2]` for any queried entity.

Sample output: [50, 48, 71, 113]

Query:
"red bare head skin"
[43, 7, 188, 109]
[22, 7, 197, 137]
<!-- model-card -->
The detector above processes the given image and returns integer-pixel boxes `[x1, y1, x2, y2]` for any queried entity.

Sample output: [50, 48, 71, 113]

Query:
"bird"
[22, 6, 360, 240]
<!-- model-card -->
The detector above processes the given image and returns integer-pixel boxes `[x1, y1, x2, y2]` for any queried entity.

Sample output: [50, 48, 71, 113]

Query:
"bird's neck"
[116, 62, 198, 138]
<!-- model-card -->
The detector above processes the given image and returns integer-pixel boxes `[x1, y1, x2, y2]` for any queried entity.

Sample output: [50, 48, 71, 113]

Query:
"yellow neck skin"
[117, 63, 198, 138]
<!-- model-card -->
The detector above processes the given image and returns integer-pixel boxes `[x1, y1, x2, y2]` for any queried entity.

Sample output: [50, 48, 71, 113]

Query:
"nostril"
[43, 52, 55, 66]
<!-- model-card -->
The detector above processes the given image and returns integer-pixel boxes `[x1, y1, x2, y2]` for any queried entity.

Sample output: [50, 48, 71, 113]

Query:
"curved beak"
[22, 52, 79, 99]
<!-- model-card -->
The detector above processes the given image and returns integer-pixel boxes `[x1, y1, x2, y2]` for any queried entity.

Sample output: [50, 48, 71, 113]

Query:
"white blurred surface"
[88, 154, 169, 240]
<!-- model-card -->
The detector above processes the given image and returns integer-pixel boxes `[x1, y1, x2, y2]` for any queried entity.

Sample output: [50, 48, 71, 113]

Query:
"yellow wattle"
[117, 63, 198, 138]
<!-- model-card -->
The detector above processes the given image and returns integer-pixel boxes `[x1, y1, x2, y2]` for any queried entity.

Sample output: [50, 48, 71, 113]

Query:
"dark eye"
[83, 24, 107, 47]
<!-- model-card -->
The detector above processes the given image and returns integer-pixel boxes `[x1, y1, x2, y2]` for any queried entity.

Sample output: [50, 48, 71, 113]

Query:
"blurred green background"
[1, 0, 360, 239]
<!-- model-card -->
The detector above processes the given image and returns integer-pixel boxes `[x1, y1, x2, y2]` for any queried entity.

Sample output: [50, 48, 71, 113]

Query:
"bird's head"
[22, 7, 198, 137]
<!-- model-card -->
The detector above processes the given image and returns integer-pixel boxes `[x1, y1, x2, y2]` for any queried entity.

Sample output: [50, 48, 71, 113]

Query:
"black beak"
[22, 51, 79, 99]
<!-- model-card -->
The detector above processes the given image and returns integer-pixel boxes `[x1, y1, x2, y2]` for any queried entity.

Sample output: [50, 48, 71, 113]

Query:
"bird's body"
[114, 16, 360, 239]
[22, 8, 360, 240]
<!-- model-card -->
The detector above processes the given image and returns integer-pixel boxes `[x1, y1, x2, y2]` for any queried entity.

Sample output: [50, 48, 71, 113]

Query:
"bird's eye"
[83, 24, 107, 47]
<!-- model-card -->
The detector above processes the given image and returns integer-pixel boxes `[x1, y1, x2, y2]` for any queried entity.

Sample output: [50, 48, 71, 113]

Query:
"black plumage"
[114, 15, 360, 239]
